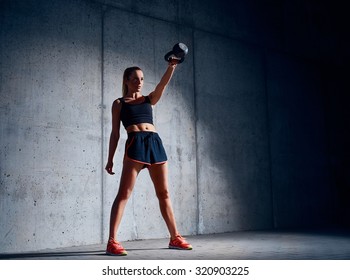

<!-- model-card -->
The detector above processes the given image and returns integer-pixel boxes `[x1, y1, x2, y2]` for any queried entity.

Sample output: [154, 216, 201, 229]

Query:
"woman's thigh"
[117, 158, 144, 198]
[148, 163, 169, 196]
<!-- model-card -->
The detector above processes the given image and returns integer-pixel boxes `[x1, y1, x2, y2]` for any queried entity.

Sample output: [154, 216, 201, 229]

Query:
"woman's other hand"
[105, 162, 115, 175]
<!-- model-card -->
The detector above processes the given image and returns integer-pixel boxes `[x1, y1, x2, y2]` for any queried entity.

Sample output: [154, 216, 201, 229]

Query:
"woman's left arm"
[149, 62, 177, 105]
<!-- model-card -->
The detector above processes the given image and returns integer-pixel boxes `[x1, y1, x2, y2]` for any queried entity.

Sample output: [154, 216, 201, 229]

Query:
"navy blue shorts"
[125, 132, 167, 167]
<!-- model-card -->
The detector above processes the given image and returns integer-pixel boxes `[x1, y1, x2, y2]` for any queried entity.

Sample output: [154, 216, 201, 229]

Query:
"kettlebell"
[164, 43, 188, 64]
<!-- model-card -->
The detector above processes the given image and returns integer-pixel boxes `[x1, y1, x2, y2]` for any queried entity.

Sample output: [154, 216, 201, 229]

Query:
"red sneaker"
[169, 235, 192, 250]
[106, 238, 127, 256]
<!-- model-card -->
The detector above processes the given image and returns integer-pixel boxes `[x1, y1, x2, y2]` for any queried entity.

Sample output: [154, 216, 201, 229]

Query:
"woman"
[105, 61, 192, 256]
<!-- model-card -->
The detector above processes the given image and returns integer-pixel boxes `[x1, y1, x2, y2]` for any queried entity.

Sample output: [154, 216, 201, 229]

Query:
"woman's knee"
[116, 188, 133, 201]
[156, 188, 170, 200]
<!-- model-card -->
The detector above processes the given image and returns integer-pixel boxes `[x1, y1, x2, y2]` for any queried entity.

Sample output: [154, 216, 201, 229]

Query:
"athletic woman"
[105, 61, 192, 256]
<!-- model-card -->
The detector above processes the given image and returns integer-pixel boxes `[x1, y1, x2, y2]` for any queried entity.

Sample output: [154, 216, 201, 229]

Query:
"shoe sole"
[106, 250, 128, 256]
[169, 245, 193, 250]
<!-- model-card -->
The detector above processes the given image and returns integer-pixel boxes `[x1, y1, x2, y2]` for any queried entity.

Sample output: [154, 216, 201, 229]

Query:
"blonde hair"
[122, 66, 142, 97]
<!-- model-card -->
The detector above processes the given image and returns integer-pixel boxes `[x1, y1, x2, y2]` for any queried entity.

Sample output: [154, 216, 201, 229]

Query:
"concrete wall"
[195, 32, 272, 233]
[266, 53, 333, 228]
[1, 0, 103, 253]
[1, 0, 348, 253]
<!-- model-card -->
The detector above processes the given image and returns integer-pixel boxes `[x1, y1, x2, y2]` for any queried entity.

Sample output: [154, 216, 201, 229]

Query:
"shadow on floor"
[1, 229, 350, 260]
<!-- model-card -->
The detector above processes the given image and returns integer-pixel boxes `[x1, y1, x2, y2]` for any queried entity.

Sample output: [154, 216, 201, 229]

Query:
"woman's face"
[126, 70, 144, 93]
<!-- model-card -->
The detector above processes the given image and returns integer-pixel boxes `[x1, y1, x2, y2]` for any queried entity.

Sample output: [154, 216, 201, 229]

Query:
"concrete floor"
[1, 229, 350, 260]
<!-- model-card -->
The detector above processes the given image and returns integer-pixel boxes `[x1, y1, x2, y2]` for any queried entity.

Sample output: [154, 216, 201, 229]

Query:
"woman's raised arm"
[148, 62, 177, 105]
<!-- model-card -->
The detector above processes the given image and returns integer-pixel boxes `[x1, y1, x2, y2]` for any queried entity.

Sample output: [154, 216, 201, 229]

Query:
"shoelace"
[108, 239, 123, 247]
[172, 235, 188, 244]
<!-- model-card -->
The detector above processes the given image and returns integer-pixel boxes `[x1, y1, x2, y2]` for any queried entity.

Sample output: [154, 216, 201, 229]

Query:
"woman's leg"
[148, 162, 179, 239]
[108, 159, 144, 240]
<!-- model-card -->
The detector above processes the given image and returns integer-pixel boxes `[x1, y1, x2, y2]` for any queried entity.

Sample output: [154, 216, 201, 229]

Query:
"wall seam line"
[192, 29, 200, 235]
[262, 49, 275, 229]
[100, 4, 106, 244]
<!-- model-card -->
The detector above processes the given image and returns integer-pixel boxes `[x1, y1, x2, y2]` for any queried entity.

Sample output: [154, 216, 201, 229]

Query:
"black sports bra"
[118, 96, 153, 129]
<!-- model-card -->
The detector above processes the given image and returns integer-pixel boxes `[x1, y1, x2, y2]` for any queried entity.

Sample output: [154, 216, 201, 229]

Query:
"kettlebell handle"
[164, 43, 188, 64]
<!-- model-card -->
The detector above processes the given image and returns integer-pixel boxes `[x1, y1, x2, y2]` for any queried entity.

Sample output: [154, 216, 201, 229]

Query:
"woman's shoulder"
[113, 97, 124, 104]
[112, 98, 123, 111]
